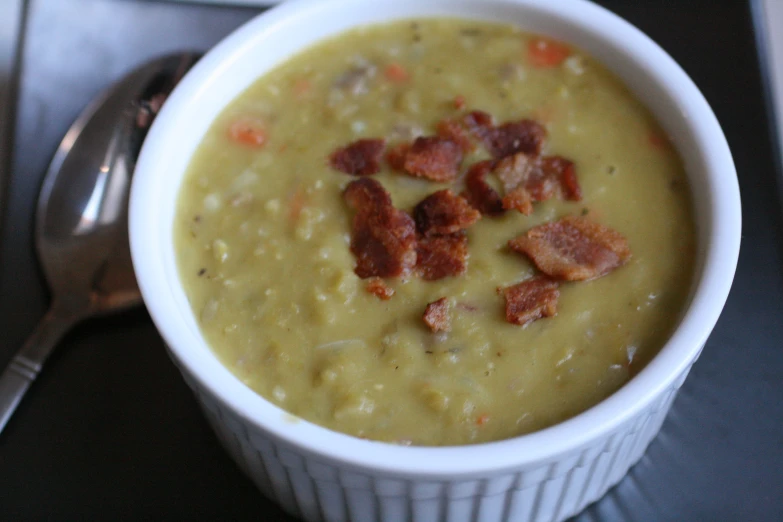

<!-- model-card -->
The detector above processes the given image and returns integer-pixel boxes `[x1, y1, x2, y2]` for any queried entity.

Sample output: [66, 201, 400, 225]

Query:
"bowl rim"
[129, 0, 741, 476]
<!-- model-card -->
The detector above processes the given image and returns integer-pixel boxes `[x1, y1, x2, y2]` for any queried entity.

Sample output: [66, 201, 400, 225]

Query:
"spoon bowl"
[0, 52, 200, 433]
[37, 53, 200, 316]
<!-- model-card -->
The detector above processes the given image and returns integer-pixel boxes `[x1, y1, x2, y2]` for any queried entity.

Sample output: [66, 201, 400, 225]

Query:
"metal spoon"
[0, 52, 200, 433]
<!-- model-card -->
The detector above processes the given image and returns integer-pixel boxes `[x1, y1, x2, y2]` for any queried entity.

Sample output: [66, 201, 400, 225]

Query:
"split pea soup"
[174, 19, 695, 446]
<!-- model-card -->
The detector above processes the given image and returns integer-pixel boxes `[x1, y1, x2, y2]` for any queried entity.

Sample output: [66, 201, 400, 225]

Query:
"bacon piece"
[483, 119, 547, 158]
[416, 232, 468, 280]
[402, 136, 463, 182]
[494, 152, 534, 192]
[423, 297, 451, 332]
[436, 118, 474, 153]
[560, 159, 582, 201]
[447, 111, 548, 160]
[498, 276, 559, 326]
[508, 216, 631, 281]
[502, 187, 533, 215]
[344, 176, 392, 210]
[494, 153, 582, 207]
[462, 110, 495, 141]
[463, 160, 504, 216]
[386, 142, 410, 171]
[329, 138, 386, 176]
[528, 156, 580, 201]
[366, 277, 395, 300]
[343, 178, 417, 278]
[414, 189, 480, 236]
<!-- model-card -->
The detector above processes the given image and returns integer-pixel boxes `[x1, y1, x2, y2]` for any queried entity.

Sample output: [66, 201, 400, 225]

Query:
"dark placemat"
[0, 0, 781, 520]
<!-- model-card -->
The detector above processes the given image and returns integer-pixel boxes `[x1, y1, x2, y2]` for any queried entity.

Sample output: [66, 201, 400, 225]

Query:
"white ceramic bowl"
[129, 0, 741, 520]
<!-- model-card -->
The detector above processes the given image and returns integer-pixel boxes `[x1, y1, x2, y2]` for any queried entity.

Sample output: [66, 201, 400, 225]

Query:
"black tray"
[1, 0, 781, 520]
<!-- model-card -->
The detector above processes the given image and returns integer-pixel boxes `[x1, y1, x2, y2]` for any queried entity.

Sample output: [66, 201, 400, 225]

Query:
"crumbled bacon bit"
[453, 95, 467, 110]
[499, 276, 559, 326]
[402, 136, 463, 181]
[483, 119, 547, 158]
[494, 152, 533, 192]
[457, 112, 547, 159]
[508, 215, 631, 281]
[560, 159, 582, 200]
[329, 139, 386, 176]
[436, 118, 474, 153]
[414, 189, 480, 236]
[462, 110, 495, 141]
[386, 142, 410, 171]
[416, 232, 468, 280]
[463, 160, 504, 216]
[423, 297, 451, 332]
[502, 187, 533, 215]
[343, 178, 417, 278]
[494, 153, 582, 206]
[525, 156, 580, 201]
[366, 277, 395, 300]
[344, 176, 391, 209]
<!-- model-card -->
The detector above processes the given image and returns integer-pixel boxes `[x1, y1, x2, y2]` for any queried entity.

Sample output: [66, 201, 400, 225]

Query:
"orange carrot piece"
[228, 118, 267, 148]
[288, 184, 306, 222]
[293, 78, 312, 98]
[531, 105, 556, 125]
[648, 132, 667, 149]
[527, 37, 571, 68]
[384, 62, 410, 83]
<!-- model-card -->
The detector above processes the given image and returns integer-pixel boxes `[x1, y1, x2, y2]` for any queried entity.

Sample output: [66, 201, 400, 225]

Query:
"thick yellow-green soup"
[174, 19, 695, 446]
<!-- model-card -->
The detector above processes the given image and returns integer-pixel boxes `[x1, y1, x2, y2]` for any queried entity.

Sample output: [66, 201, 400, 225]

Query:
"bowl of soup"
[129, 0, 740, 520]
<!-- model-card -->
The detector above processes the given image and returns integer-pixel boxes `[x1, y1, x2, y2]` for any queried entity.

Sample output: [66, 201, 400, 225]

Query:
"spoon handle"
[0, 309, 75, 434]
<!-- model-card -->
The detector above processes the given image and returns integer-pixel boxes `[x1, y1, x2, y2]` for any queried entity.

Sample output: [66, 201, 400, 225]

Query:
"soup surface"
[175, 19, 695, 446]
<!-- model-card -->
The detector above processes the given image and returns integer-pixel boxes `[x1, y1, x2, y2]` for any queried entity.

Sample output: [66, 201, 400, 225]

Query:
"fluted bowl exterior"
[178, 348, 693, 522]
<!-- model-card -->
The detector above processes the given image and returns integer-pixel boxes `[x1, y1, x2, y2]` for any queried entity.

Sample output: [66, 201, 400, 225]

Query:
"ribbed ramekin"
[129, 1, 741, 520]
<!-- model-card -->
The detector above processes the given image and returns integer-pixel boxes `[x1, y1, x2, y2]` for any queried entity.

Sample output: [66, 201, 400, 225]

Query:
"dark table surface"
[1, 0, 781, 520]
